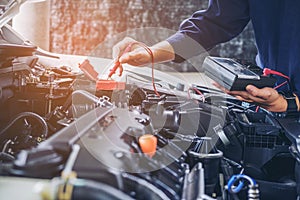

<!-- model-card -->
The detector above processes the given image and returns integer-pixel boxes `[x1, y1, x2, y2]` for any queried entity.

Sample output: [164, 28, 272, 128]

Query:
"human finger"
[245, 85, 279, 103]
[112, 37, 138, 59]
[212, 82, 230, 93]
[119, 48, 151, 66]
[212, 82, 253, 101]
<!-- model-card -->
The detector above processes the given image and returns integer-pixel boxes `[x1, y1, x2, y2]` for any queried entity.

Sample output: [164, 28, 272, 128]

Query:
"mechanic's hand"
[112, 37, 152, 67]
[214, 83, 288, 112]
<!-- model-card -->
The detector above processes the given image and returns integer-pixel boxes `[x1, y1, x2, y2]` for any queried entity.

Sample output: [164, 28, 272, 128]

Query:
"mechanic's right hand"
[214, 83, 290, 112]
[112, 37, 152, 67]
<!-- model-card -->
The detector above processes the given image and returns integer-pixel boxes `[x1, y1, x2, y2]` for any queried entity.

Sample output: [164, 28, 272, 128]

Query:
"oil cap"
[138, 134, 157, 158]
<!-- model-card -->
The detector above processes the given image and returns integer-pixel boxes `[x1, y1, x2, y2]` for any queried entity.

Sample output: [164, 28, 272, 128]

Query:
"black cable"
[0, 111, 48, 138]
[0, 152, 14, 162]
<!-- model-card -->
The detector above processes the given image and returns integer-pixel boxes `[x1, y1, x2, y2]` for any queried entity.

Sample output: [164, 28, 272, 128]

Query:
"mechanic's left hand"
[214, 83, 287, 112]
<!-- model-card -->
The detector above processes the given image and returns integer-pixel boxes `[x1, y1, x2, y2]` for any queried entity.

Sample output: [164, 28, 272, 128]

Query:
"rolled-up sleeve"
[167, 0, 250, 62]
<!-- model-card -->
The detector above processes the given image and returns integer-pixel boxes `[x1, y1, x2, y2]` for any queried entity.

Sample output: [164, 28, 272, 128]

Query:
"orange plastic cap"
[138, 134, 157, 158]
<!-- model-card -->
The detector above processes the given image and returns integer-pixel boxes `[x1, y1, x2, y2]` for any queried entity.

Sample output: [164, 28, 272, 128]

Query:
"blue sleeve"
[167, 0, 250, 62]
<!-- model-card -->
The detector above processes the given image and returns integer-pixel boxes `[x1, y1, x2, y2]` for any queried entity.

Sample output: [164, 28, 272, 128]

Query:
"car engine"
[1, 1, 300, 200]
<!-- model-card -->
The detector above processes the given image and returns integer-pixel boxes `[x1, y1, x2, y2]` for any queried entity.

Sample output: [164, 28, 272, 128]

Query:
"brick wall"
[50, 0, 257, 71]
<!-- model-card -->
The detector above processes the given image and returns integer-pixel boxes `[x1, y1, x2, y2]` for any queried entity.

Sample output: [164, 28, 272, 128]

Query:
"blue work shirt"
[167, 0, 300, 97]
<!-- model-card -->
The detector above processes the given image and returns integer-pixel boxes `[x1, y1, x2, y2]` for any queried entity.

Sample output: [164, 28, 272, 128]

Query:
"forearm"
[150, 41, 175, 63]
[165, 0, 250, 62]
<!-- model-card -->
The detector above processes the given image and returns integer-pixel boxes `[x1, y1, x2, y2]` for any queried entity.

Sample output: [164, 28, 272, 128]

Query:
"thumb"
[246, 85, 258, 94]
[246, 85, 272, 99]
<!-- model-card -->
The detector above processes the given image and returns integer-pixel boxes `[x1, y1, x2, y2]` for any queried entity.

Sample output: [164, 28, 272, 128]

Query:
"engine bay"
[1, 1, 300, 200]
